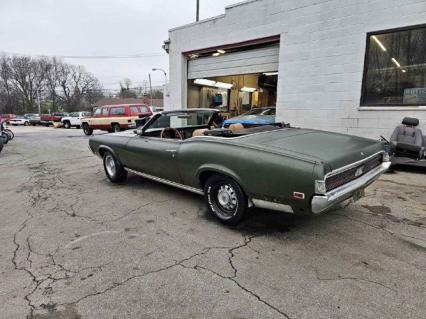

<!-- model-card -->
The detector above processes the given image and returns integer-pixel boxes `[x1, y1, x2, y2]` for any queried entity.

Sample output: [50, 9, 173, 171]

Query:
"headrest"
[402, 117, 419, 127]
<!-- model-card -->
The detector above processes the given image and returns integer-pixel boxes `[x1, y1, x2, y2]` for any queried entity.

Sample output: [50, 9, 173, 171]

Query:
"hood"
[237, 128, 384, 171]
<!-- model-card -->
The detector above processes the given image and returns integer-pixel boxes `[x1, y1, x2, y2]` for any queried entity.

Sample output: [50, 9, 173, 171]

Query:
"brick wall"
[168, 0, 426, 139]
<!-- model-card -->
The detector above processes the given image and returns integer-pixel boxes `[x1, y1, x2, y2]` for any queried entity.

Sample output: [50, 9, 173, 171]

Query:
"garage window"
[361, 25, 426, 106]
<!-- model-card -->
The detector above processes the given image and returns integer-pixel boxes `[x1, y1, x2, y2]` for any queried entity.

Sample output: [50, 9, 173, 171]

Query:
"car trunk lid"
[238, 129, 384, 171]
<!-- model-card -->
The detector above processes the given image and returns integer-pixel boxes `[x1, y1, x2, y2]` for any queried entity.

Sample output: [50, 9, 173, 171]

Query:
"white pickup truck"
[61, 111, 92, 129]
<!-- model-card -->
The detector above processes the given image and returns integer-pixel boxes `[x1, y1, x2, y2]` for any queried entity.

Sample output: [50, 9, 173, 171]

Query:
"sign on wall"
[403, 88, 426, 104]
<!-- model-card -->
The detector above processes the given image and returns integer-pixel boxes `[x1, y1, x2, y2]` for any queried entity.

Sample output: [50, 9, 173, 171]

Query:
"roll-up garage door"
[187, 44, 279, 79]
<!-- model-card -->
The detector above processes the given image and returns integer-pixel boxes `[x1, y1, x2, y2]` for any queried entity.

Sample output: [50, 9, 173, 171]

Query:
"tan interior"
[192, 128, 208, 137]
[229, 123, 244, 133]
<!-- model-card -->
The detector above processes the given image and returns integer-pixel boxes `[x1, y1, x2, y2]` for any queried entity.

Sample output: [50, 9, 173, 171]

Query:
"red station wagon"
[81, 104, 153, 135]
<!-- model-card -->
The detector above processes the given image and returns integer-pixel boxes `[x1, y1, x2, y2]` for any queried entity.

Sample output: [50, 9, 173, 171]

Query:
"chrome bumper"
[311, 162, 391, 214]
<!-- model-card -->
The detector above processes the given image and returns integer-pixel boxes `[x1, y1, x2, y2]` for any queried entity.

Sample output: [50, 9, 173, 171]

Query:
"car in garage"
[61, 111, 92, 129]
[222, 107, 276, 128]
[81, 104, 153, 135]
[89, 109, 390, 226]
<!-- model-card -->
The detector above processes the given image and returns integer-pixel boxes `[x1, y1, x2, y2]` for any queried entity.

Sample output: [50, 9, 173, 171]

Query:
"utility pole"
[196, 0, 200, 22]
[148, 74, 153, 106]
[37, 89, 41, 115]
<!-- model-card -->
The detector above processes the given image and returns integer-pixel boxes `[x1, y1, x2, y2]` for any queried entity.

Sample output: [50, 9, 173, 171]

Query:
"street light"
[152, 68, 168, 103]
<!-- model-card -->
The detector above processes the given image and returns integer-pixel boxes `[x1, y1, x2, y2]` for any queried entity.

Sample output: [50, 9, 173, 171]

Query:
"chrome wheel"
[105, 154, 116, 177]
[216, 184, 238, 216]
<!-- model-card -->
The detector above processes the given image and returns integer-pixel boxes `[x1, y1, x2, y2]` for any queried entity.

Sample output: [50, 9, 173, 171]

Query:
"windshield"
[146, 111, 214, 131]
[244, 108, 276, 116]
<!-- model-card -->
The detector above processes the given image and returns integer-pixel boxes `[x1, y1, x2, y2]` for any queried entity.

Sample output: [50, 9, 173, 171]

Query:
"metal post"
[196, 0, 200, 22]
[148, 74, 153, 106]
[37, 89, 41, 114]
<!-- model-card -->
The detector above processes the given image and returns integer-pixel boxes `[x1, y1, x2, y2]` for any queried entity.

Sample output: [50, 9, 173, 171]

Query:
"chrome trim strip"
[126, 168, 204, 195]
[252, 199, 294, 214]
[312, 161, 391, 214]
[324, 151, 385, 179]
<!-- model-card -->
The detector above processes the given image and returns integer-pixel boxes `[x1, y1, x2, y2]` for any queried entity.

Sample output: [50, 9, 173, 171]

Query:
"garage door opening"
[185, 38, 280, 117]
[187, 72, 278, 116]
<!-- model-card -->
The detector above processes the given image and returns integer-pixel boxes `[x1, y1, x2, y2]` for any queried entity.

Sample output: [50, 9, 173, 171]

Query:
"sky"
[0, 0, 239, 91]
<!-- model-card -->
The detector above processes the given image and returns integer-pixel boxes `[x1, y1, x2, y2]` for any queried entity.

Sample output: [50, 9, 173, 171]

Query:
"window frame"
[360, 23, 426, 107]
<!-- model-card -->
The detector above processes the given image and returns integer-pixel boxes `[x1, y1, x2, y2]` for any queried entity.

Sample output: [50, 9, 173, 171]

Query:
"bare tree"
[0, 54, 104, 114]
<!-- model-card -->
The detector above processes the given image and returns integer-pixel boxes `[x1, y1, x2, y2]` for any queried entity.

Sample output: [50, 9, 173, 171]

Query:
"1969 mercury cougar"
[89, 109, 390, 225]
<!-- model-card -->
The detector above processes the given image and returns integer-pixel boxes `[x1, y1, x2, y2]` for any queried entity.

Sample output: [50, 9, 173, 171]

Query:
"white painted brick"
[168, 0, 426, 137]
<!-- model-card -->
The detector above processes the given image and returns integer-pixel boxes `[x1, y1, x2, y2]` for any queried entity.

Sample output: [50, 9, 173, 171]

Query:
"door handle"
[165, 149, 177, 158]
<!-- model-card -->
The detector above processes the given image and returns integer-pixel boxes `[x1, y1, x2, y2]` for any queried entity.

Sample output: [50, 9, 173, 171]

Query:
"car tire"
[204, 174, 247, 226]
[5, 129, 14, 140]
[0, 136, 3, 153]
[103, 151, 127, 183]
[63, 121, 71, 129]
[24, 121, 29, 126]
[76, 125, 81, 129]
[82, 124, 93, 136]
[112, 124, 121, 133]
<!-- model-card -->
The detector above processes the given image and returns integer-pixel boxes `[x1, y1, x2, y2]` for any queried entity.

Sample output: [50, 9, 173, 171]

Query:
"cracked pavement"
[0, 126, 425, 319]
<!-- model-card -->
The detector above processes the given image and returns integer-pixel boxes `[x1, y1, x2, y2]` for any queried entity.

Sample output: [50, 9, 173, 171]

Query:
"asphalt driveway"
[0, 126, 425, 319]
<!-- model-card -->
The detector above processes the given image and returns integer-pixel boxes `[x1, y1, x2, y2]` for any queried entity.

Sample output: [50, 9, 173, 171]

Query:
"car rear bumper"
[311, 161, 391, 214]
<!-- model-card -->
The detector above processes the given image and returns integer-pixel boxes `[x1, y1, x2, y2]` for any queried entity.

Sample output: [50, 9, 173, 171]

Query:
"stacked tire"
[0, 124, 14, 153]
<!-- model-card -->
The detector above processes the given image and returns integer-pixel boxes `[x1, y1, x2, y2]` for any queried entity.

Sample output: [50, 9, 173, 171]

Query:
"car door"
[125, 136, 182, 183]
[70, 113, 78, 126]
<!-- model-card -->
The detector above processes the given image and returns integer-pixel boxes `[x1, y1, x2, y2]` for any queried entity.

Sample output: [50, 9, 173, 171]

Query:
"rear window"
[110, 107, 126, 115]
[130, 106, 140, 113]
[130, 105, 149, 113]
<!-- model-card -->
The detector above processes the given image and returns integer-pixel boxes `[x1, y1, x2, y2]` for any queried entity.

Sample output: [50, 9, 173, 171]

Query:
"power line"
[0, 51, 164, 59]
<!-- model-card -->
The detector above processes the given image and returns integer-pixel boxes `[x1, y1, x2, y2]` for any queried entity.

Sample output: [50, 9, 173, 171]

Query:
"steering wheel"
[160, 127, 183, 140]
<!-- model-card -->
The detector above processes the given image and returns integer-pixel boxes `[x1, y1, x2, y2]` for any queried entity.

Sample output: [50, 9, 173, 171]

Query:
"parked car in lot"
[39, 113, 68, 126]
[61, 111, 92, 129]
[30, 115, 41, 126]
[9, 115, 32, 126]
[81, 104, 153, 135]
[0, 114, 16, 124]
[89, 109, 390, 226]
[223, 107, 276, 128]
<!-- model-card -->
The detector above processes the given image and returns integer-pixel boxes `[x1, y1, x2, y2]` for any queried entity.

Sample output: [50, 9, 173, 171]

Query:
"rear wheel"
[0, 136, 3, 153]
[24, 121, 29, 126]
[112, 124, 121, 133]
[82, 123, 93, 136]
[204, 174, 247, 226]
[63, 121, 71, 129]
[103, 151, 127, 183]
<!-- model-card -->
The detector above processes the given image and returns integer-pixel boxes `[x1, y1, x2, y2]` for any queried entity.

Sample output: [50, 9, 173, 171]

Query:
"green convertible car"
[89, 109, 391, 225]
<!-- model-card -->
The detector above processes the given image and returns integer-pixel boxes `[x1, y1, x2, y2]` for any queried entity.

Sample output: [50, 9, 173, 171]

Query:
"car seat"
[390, 117, 425, 159]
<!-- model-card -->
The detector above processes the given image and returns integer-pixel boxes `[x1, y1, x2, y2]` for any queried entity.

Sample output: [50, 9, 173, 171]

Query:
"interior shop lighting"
[194, 79, 233, 89]
[391, 58, 401, 68]
[372, 35, 387, 52]
[215, 82, 233, 89]
[212, 52, 221, 57]
[194, 79, 216, 86]
[241, 87, 257, 93]
[263, 72, 279, 76]
[217, 49, 226, 54]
